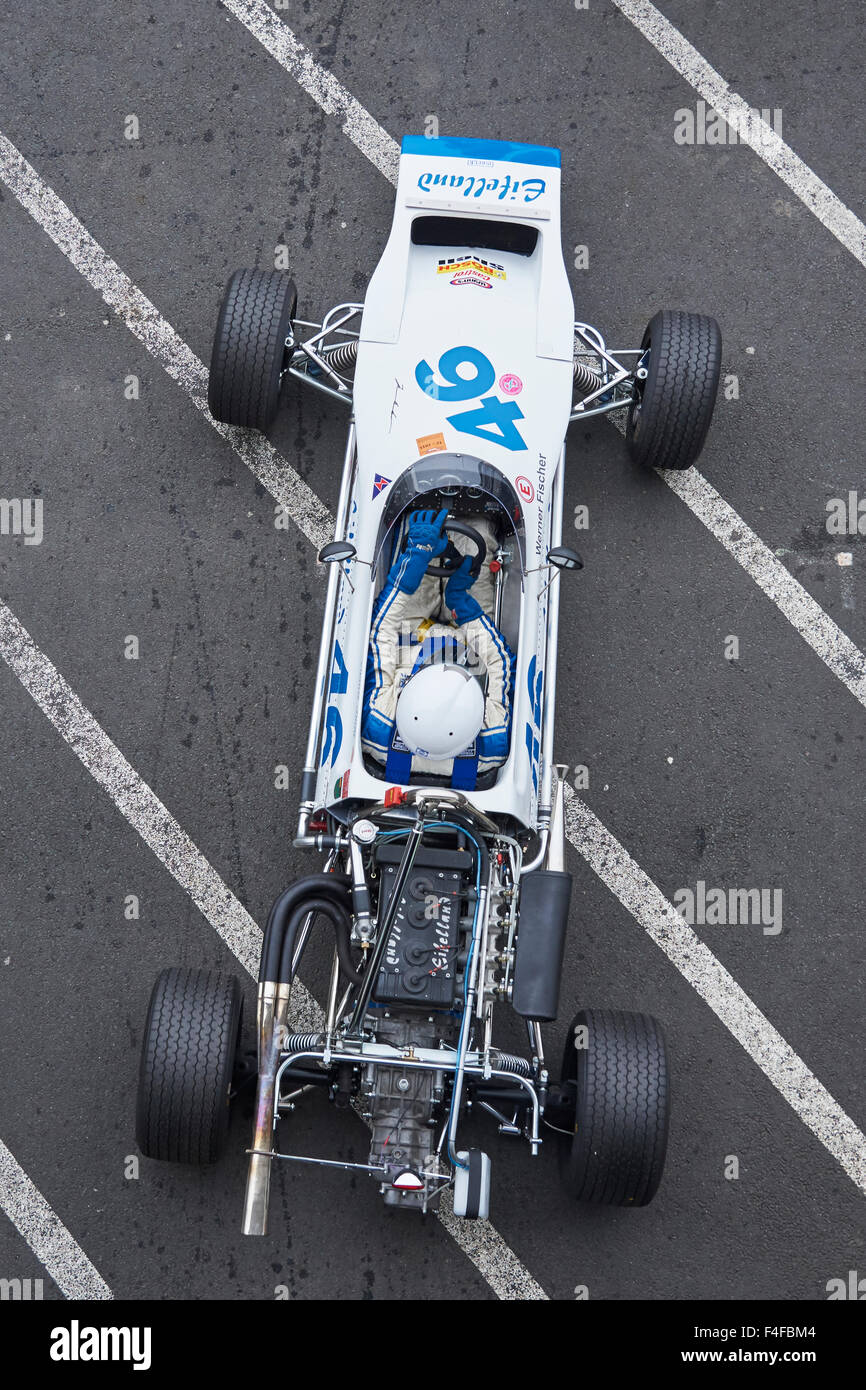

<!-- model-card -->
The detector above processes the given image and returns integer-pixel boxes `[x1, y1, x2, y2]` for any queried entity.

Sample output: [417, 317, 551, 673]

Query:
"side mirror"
[546, 545, 583, 572]
[318, 540, 356, 565]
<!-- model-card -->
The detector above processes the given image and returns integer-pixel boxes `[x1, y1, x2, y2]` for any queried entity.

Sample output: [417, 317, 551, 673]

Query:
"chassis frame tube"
[538, 445, 565, 821]
[273, 1047, 542, 1155]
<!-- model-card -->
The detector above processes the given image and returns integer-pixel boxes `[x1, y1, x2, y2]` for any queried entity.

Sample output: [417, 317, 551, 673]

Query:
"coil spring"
[573, 358, 604, 395]
[322, 340, 359, 373]
[491, 1051, 531, 1077]
[282, 1033, 324, 1052]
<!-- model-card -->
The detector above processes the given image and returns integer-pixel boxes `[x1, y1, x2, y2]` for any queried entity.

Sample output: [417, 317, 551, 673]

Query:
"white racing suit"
[361, 524, 515, 785]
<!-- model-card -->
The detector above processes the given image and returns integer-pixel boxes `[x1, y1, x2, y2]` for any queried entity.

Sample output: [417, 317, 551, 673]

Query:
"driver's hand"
[406, 508, 449, 557]
[386, 508, 449, 596]
[445, 553, 483, 624]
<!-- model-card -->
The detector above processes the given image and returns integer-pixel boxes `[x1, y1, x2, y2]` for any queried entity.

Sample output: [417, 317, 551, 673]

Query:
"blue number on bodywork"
[329, 640, 349, 695]
[415, 345, 495, 401]
[415, 346, 526, 451]
[447, 395, 527, 452]
[524, 656, 543, 793]
[323, 707, 342, 764]
[323, 641, 348, 763]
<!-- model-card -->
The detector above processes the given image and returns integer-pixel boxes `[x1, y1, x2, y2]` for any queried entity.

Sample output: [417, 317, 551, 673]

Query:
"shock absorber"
[573, 357, 604, 395]
[322, 340, 358, 373]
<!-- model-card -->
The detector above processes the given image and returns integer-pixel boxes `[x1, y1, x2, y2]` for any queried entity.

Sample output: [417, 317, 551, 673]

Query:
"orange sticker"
[416, 431, 447, 457]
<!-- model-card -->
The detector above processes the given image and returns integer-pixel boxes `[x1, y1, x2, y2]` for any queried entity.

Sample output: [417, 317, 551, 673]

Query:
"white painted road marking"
[219, 0, 399, 184]
[609, 0, 866, 269]
[2, 113, 864, 1222]
[220, 0, 866, 713]
[0, 599, 326, 1028]
[0, 1138, 113, 1300]
[564, 788, 866, 1196]
[0, 108, 862, 1288]
[0, 132, 332, 554]
[0, 604, 545, 1301]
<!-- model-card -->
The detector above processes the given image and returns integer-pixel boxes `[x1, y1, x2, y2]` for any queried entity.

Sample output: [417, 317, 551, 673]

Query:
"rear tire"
[560, 1008, 670, 1206]
[136, 968, 243, 1164]
[626, 309, 721, 471]
[207, 268, 297, 430]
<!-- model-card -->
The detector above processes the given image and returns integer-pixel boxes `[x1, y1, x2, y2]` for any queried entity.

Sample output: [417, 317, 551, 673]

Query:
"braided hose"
[573, 357, 604, 395]
[322, 339, 358, 373]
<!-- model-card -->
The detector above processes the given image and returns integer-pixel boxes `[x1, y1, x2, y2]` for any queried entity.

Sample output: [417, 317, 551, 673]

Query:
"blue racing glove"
[389, 508, 449, 593]
[445, 553, 482, 624]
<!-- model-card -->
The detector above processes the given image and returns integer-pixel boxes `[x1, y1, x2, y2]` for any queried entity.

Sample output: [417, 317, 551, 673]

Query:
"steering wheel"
[426, 519, 487, 578]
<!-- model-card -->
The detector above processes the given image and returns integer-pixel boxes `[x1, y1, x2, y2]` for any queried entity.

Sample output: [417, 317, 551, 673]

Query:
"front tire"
[626, 309, 721, 471]
[207, 268, 297, 430]
[136, 968, 243, 1164]
[560, 1008, 670, 1206]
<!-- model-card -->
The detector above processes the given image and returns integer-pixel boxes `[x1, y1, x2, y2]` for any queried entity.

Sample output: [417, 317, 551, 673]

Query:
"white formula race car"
[136, 137, 721, 1227]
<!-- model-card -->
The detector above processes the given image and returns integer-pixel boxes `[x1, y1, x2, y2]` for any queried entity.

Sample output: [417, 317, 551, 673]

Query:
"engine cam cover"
[373, 861, 464, 1009]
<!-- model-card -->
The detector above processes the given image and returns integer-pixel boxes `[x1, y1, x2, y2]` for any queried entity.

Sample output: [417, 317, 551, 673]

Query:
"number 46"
[414, 345, 527, 452]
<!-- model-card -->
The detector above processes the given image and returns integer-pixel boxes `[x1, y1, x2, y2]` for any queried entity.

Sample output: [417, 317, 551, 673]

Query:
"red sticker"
[515, 475, 535, 503]
[499, 372, 523, 396]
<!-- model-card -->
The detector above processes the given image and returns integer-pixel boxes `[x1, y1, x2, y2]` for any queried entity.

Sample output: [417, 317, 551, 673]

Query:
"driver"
[361, 508, 514, 788]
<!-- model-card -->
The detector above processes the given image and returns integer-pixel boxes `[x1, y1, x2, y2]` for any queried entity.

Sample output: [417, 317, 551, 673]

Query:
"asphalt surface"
[1, 0, 865, 1302]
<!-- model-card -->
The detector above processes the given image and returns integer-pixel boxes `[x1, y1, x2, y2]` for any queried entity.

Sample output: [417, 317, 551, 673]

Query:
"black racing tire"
[626, 309, 721, 471]
[136, 968, 243, 1164]
[207, 268, 297, 429]
[560, 1008, 670, 1206]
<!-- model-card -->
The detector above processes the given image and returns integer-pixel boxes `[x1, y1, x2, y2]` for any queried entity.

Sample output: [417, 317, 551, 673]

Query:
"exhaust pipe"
[544, 764, 569, 872]
[242, 980, 291, 1236]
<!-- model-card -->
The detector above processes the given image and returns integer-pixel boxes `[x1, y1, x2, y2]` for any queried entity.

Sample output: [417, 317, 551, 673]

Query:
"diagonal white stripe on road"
[660, 466, 866, 705]
[0, 598, 545, 1300]
[0, 132, 332, 554]
[564, 788, 866, 1195]
[221, 0, 866, 715]
[219, 0, 399, 183]
[0, 599, 321, 1026]
[0, 126, 543, 1301]
[0, 97, 861, 1287]
[0, 1137, 113, 1300]
[609, 0, 866, 269]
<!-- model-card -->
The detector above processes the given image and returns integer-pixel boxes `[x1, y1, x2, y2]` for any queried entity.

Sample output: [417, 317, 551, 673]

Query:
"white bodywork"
[315, 136, 575, 830]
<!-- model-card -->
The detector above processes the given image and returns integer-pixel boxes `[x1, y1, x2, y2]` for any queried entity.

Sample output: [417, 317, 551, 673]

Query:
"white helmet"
[396, 664, 485, 759]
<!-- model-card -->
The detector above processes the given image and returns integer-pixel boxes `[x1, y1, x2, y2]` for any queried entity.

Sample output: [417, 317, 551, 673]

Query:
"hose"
[278, 896, 363, 988]
[259, 874, 351, 983]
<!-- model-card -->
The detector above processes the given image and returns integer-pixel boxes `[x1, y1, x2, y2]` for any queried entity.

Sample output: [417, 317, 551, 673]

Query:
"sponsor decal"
[499, 372, 522, 396]
[372, 472, 391, 499]
[515, 475, 534, 503]
[417, 171, 546, 203]
[416, 430, 448, 456]
[534, 453, 547, 557]
[450, 272, 492, 289]
[436, 256, 506, 280]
